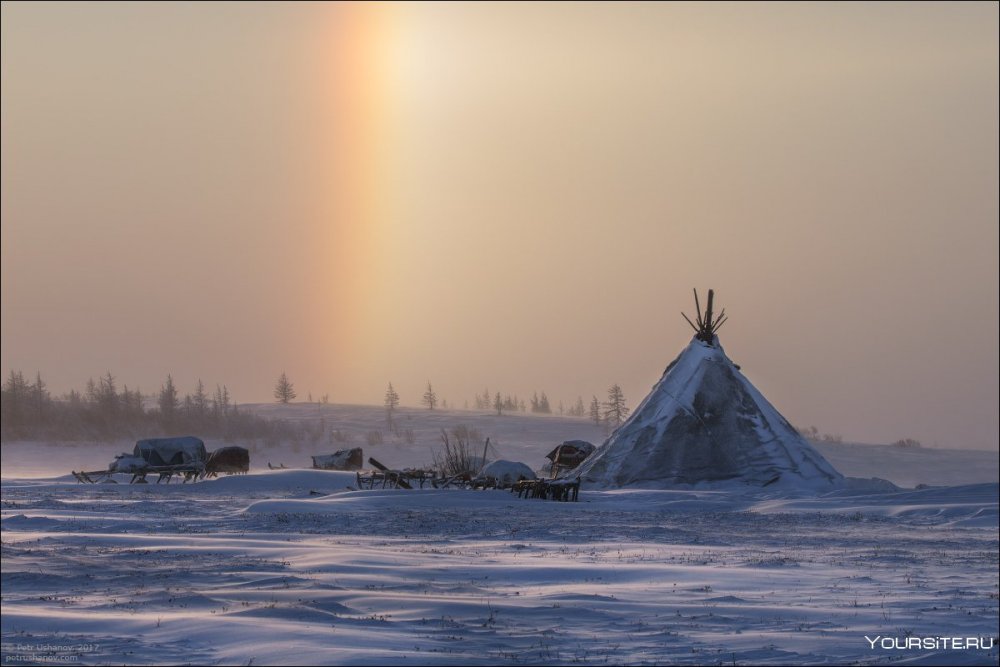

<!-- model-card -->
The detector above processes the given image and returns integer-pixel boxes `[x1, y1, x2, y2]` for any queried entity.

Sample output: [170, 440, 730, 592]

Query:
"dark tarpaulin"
[134, 436, 207, 466]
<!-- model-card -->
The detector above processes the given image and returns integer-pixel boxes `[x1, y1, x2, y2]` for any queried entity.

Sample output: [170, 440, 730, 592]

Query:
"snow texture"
[576, 336, 843, 490]
[1, 404, 997, 666]
[2, 473, 996, 666]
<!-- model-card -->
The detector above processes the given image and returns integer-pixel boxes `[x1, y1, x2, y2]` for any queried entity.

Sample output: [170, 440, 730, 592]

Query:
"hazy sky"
[2, 2, 997, 450]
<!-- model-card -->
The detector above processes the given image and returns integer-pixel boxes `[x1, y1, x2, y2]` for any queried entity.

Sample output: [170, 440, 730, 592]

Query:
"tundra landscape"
[3, 403, 998, 665]
[2, 3, 996, 664]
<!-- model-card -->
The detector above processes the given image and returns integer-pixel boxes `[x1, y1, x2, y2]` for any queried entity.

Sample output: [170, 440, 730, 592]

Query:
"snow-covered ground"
[2, 405, 998, 665]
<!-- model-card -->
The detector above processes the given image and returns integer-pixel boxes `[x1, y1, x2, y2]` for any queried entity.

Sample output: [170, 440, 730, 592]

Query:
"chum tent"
[575, 290, 843, 490]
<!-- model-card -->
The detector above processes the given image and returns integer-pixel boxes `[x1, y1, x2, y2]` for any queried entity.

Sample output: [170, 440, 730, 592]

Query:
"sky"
[2, 2, 997, 450]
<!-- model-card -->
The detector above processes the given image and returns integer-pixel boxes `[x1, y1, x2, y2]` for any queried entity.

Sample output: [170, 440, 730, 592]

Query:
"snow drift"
[478, 459, 536, 485]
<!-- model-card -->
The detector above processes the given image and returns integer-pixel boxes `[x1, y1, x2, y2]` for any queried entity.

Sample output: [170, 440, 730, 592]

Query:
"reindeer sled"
[73, 437, 249, 484]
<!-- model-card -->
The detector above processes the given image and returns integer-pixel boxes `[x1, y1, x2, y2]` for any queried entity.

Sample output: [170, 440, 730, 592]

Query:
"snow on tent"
[133, 436, 208, 467]
[575, 290, 843, 490]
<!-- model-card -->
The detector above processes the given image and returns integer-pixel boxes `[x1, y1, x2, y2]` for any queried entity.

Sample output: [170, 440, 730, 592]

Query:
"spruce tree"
[158, 375, 179, 428]
[274, 372, 296, 404]
[384, 382, 400, 422]
[422, 382, 437, 410]
[589, 395, 602, 425]
[603, 384, 629, 428]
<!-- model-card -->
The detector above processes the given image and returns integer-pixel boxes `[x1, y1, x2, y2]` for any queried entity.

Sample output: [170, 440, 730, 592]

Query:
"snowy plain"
[2, 404, 998, 665]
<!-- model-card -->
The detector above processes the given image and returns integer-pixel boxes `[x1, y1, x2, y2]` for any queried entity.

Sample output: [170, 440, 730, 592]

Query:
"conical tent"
[575, 291, 842, 490]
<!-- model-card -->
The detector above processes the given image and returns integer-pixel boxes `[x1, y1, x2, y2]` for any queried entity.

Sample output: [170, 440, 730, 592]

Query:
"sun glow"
[319, 3, 400, 395]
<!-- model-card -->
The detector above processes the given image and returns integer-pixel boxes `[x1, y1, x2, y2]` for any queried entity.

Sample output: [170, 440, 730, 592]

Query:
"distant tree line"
[798, 425, 922, 448]
[464, 385, 630, 424]
[1, 370, 310, 444]
[377, 381, 628, 424]
[3, 366, 636, 445]
[796, 425, 844, 443]
[463, 385, 628, 426]
[472, 388, 526, 413]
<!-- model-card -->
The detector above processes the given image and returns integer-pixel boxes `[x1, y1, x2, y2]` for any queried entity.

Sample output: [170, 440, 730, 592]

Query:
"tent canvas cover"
[133, 436, 207, 467]
[575, 291, 842, 490]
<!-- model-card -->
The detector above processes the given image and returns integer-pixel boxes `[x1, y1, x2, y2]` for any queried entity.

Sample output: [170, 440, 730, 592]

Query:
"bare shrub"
[892, 438, 922, 449]
[433, 426, 486, 477]
[403, 428, 415, 445]
[366, 430, 384, 446]
[331, 429, 351, 443]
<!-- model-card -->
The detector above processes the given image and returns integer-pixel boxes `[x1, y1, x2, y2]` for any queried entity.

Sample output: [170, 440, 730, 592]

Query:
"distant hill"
[1, 401, 996, 487]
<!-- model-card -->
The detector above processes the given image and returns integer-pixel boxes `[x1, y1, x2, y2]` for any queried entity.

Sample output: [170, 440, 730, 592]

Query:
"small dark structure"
[131, 436, 208, 482]
[204, 446, 250, 477]
[312, 447, 364, 471]
[545, 440, 595, 477]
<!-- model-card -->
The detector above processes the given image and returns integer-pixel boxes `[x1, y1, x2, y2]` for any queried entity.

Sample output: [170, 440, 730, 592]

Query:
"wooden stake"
[704, 289, 715, 331]
[479, 437, 490, 476]
[683, 288, 725, 343]
[693, 289, 704, 328]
